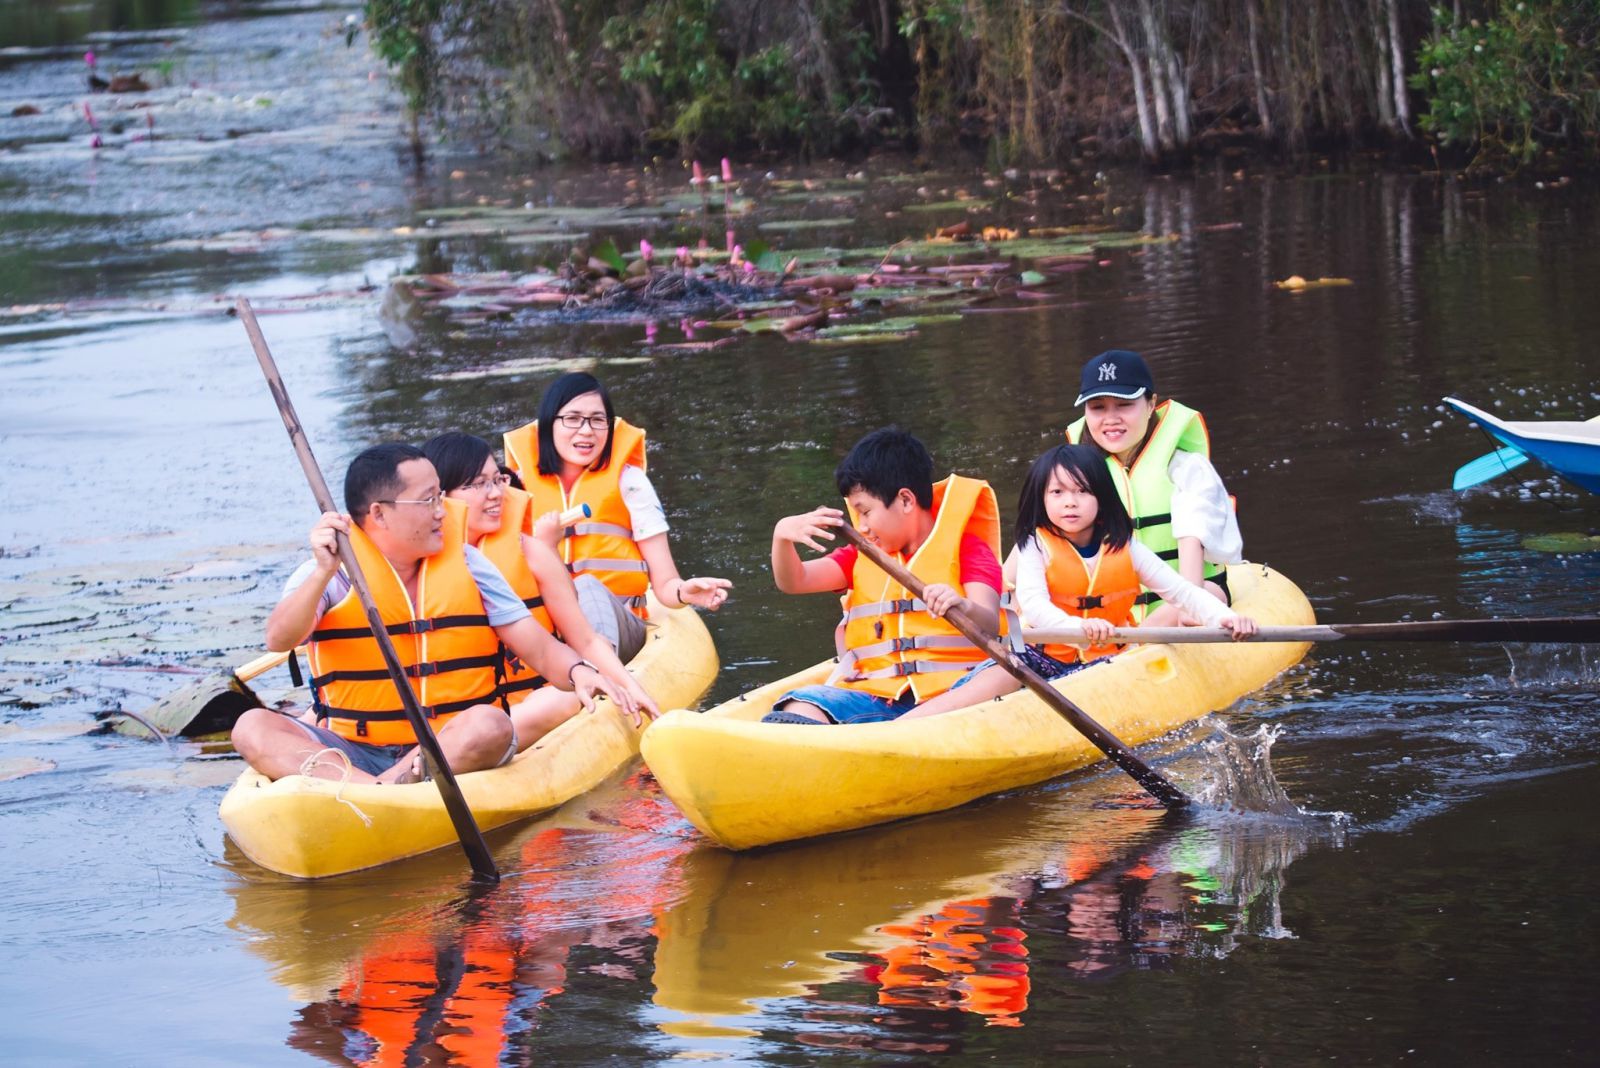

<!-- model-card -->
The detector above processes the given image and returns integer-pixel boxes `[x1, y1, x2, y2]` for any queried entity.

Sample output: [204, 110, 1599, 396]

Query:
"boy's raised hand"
[773, 506, 845, 554]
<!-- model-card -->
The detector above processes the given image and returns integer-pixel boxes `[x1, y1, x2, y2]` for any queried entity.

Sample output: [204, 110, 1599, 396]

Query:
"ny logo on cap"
[1098, 364, 1117, 382]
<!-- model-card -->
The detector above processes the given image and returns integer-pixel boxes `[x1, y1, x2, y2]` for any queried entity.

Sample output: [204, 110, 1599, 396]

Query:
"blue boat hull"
[1444, 398, 1600, 495]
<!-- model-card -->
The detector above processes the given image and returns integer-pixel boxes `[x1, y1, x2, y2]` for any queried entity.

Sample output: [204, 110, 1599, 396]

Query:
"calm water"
[2, 3, 1599, 1064]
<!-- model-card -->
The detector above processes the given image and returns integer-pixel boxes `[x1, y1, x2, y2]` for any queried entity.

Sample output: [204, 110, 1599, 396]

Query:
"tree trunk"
[1107, 4, 1161, 159]
[1384, 0, 1412, 135]
[1246, 0, 1275, 139]
[1137, 0, 1176, 152]
[1370, 0, 1397, 132]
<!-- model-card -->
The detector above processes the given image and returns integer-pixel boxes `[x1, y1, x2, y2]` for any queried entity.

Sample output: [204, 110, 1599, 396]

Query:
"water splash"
[1191, 720, 1354, 827]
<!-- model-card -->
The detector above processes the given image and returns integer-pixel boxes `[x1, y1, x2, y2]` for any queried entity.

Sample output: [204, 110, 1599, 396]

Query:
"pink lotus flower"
[721, 157, 733, 182]
[639, 239, 654, 263]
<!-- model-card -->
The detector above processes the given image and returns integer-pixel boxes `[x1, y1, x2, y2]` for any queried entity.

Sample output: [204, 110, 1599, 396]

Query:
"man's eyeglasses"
[556, 413, 609, 431]
[461, 473, 512, 493]
[379, 494, 444, 509]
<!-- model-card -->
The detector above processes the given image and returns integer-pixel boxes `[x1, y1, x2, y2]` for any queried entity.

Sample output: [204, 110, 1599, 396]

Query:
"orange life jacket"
[475, 486, 556, 702]
[1034, 528, 1140, 664]
[504, 417, 651, 619]
[834, 475, 1000, 701]
[337, 929, 516, 1068]
[308, 499, 502, 744]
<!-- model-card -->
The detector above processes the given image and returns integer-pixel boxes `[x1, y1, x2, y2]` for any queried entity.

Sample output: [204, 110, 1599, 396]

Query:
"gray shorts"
[573, 574, 648, 664]
[290, 717, 517, 777]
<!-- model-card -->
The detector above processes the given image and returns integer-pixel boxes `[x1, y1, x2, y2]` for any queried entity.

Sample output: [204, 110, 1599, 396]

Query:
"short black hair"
[835, 427, 934, 509]
[535, 372, 615, 477]
[1013, 443, 1133, 552]
[421, 431, 495, 493]
[345, 443, 427, 524]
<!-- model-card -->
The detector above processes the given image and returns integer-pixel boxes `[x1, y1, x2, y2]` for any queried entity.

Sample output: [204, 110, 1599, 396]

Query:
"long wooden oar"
[116, 647, 304, 739]
[838, 525, 1190, 810]
[1028, 616, 1600, 647]
[237, 298, 499, 884]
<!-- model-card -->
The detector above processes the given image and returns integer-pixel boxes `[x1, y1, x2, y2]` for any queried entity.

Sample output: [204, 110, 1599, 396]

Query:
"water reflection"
[651, 770, 1342, 1050]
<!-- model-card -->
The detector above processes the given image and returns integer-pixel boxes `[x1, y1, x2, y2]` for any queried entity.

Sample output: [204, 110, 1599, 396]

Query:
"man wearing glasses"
[231, 443, 618, 784]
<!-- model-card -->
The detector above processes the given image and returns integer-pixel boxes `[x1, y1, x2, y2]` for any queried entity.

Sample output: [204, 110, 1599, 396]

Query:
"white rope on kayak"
[299, 747, 372, 827]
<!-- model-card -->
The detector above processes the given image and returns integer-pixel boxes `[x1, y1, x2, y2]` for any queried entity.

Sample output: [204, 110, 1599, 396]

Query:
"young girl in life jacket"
[1068, 349, 1242, 625]
[901, 444, 1257, 719]
[424, 432, 659, 750]
[503, 373, 731, 663]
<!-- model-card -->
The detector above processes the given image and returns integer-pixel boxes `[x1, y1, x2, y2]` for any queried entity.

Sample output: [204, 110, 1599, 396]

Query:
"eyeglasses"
[460, 473, 511, 493]
[379, 494, 444, 509]
[556, 413, 609, 431]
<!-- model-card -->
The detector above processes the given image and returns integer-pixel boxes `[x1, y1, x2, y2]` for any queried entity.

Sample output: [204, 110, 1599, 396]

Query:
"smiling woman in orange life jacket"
[229, 444, 619, 785]
[423, 432, 660, 751]
[502, 373, 731, 663]
[1064, 350, 1242, 626]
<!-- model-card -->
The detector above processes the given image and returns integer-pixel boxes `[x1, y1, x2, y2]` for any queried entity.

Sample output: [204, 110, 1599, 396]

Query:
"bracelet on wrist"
[567, 658, 598, 686]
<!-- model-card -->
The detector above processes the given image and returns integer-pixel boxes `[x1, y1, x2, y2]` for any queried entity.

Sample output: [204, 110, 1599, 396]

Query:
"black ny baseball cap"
[1074, 349, 1155, 405]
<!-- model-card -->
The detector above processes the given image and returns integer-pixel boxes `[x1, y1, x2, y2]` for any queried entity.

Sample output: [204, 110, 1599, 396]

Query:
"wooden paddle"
[837, 524, 1191, 810]
[236, 299, 500, 884]
[117, 647, 304, 739]
[1027, 616, 1600, 646]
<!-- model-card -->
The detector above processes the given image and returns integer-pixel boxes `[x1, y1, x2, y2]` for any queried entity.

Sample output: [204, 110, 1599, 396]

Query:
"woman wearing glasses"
[502, 372, 731, 664]
[423, 431, 658, 750]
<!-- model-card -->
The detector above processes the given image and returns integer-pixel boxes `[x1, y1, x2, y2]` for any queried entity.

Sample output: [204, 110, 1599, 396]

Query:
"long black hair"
[421, 431, 496, 494]
[1013, 443, 1133, 552]
[535, 372, 616, 477]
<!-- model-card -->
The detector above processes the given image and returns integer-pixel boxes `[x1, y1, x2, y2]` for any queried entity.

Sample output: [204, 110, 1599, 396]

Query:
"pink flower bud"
[84, 51, 96, 66]
[691, 160, 704, 185]
[721, 158, 733, 182]
[639, 238, 653, 262]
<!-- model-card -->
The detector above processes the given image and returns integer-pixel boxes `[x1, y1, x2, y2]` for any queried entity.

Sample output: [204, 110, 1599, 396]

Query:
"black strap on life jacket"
[1131, 512, 1173, 531]
[311, 691, 494, 737]
[310, 613, 491, 643]
[308, 652, 504, 690]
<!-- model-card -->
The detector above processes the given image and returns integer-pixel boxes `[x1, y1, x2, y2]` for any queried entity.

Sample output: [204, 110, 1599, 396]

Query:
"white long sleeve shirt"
[1165, 451, 1243, 564]
[1014, 534, 1238, 636]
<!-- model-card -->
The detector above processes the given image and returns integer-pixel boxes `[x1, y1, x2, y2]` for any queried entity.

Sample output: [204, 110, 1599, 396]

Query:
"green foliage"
[363, 0, 444, 116]
[1412, 1, 1600, 166]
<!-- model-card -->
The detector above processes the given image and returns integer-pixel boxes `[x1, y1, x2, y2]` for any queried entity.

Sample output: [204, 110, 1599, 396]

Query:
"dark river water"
[3, 2, 1599, 1063]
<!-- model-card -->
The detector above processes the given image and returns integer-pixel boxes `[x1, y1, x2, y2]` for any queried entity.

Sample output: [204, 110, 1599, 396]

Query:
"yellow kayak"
[219, 592, 718, 878]
[641, 563, 1313, 850]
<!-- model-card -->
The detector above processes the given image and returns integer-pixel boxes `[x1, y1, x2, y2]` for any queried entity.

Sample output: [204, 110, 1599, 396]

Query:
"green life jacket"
[1067, 399, 1221, 621]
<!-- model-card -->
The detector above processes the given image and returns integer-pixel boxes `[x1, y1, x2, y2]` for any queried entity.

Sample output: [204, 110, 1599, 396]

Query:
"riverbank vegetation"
[365, 0, 1599, 171]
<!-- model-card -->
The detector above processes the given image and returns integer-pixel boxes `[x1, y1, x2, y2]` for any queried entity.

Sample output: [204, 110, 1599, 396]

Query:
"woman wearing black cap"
[1065, 349, 1241, 622]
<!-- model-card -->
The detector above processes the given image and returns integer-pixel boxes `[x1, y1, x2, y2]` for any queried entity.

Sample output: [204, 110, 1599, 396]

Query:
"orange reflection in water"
[286, 808, 691, 1067]
[870, 896, 1030, 1027]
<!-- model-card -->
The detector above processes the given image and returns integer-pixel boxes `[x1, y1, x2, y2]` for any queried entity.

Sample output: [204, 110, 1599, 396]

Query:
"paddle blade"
[1453, 446, 1528, 491]
[111, 671, 265, 739]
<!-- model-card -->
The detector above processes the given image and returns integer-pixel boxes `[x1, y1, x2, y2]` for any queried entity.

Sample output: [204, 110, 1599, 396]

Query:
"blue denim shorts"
[773, 684, 920, 724]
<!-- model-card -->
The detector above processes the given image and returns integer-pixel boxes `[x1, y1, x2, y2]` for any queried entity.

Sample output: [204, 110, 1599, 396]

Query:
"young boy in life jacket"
[762, 427, 1004, 725]
[230, 443, 621, 785]
[1065, 349, 1242, 625]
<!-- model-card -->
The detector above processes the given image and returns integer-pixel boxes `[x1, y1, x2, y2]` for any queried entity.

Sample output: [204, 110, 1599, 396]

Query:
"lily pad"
[756, 218, 857, 231]
[1522, 532, 1600, 553]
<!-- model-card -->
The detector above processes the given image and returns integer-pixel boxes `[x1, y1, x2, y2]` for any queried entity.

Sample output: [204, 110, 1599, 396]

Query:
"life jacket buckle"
[1072, 594, 1104, 610]
[891, 636, 918, 653]
[407, 618, 435, 634]
[407, 662, 439, 678]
